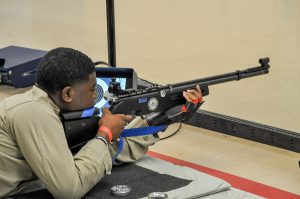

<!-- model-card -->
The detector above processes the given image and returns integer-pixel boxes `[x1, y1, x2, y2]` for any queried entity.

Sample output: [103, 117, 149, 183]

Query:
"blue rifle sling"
[114, 125, 168, 161]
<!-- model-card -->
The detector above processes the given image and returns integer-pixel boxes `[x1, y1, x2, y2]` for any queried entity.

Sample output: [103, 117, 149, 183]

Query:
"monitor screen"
[94, 77, 126, 116]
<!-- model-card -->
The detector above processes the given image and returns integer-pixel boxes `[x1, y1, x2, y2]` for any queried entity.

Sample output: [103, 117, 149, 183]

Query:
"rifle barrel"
[116, 58, 270, 101]
[170, 58, 269, 92]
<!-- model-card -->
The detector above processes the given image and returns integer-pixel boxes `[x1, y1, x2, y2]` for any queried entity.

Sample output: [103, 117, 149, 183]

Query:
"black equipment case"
[0, 46, 47, 88]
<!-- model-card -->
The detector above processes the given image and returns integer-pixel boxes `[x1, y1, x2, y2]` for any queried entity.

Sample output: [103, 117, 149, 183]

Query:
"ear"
[61, 86, 74, 103]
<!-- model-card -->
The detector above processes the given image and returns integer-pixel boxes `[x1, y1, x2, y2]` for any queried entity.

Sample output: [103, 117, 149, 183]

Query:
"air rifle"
[61, 58, 270, 151]
[107, 58, 270, 115]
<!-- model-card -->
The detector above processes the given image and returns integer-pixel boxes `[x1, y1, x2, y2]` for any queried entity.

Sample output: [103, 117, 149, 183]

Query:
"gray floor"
[201, 188, 265, 199]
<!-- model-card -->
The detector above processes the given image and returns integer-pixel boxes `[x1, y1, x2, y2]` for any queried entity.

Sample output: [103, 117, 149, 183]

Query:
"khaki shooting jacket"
[0, 86, 158, 199]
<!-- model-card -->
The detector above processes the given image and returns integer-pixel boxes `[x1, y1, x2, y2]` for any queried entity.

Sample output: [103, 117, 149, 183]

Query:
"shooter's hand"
[97, 108, 133, 141]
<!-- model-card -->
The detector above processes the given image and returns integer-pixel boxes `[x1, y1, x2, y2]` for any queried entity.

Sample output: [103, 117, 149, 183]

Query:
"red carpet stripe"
[147, 151, 300, 199]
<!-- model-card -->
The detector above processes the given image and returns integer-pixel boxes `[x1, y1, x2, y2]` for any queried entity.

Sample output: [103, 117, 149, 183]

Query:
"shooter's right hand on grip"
[97, 108, 133, 141]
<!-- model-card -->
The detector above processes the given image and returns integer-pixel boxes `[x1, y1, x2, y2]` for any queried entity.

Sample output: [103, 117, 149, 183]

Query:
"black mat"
[11, 163, 192, 199]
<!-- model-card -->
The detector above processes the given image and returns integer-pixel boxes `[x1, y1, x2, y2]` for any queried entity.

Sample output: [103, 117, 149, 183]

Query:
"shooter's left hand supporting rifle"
[61, 58, 270, 151]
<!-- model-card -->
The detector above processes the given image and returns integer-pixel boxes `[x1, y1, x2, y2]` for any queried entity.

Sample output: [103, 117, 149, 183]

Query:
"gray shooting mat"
[9, 156, 231, 199]
[136, 156, 230, 199]
[83, 161, 192, 199]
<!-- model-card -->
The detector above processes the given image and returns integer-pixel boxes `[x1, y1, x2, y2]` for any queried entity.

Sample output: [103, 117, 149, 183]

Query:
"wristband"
[98, 126, 113, 142]
[95, 135, 108, 147]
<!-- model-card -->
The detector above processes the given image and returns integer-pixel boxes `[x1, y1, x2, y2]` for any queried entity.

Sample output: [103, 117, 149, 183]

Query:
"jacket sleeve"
[108, 117, 160, 163]
[11, 103, 112, 199]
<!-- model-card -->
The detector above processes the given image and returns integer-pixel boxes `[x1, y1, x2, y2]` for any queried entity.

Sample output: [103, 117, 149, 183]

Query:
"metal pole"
[106, 0, 116, 67]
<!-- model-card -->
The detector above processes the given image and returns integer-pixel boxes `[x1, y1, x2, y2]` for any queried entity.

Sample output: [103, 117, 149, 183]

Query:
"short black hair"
[36, 47, 95, 94]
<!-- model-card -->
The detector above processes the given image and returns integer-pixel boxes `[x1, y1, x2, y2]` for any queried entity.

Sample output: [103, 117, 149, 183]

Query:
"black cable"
[159, 123, 182, 140]
[94, 61, 109, 66]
